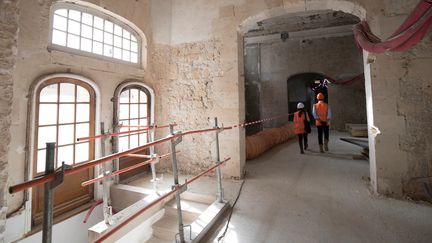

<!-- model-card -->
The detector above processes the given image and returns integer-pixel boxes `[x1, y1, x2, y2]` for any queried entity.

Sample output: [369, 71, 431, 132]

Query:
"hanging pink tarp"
[353, 0, 432, 53]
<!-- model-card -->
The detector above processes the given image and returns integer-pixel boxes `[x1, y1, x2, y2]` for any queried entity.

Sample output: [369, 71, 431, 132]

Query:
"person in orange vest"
[293, 102, 311, 154]
[313, 93, 332, 152]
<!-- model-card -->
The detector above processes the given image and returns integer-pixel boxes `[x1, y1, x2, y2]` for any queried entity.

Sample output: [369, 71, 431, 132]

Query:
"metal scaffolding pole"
[169, 124, 185, 243]
[42, 143, 55, 243]
[214, 118, 224, 203]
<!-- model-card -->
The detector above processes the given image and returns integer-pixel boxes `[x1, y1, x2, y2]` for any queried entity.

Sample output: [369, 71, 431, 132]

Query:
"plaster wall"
[164, 0, 432, 200]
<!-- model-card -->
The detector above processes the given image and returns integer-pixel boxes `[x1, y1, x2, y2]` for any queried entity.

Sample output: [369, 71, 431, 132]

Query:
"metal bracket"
[175, 224, 192, 242]
[172, 131, 183, 145]
[51, 161, 72, 189]
[172, 181, 188, 194]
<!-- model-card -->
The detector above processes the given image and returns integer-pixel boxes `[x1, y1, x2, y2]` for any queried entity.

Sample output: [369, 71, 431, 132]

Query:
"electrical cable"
[217, 172, 247, 242]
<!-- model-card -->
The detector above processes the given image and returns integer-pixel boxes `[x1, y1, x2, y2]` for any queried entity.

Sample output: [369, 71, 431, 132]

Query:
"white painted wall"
[5, 205, 103, 243]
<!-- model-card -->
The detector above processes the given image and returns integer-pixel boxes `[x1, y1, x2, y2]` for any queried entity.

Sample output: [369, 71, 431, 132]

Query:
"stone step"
[145, 236, 172, 243]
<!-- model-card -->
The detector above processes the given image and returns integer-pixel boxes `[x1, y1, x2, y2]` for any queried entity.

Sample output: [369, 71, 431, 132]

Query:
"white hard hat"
[297, 102, 305, 109]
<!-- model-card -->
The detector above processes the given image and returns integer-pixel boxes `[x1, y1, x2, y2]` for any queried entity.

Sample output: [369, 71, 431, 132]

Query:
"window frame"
[48, 3, 142, 67]
[25, 74, 102, 230]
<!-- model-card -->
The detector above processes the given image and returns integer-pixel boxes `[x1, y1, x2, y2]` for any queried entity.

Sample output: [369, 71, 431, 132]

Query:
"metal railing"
[9, 119, 232, 243]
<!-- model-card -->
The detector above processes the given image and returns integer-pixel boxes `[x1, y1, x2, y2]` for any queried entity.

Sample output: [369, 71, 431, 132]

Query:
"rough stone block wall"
[151, 40, 224, 175]
[0, 0, 19, 238]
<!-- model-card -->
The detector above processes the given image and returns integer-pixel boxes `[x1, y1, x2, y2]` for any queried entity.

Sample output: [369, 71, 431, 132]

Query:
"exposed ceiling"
[245, 10, 360, 37]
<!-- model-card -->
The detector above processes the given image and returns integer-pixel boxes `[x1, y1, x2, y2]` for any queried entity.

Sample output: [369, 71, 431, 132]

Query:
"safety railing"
[9, 118, 232, 243]
[9, 112, 294, 243]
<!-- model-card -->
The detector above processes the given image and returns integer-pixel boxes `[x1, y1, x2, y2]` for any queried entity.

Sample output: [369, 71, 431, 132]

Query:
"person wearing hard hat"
[293, 102, 311, 154]
[313, 93, 332, 152]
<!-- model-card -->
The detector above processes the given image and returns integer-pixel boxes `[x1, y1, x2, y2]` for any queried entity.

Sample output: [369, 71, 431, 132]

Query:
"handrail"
[9, 126, 232, 194]
[76, 123, 176, 142]
[80, 151, 178, 187]
[94, 157, 231, 243]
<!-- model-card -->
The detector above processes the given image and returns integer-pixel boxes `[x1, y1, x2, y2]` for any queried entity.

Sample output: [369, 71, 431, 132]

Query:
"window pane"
[38, 126, 57, 149]
[131, 41, 138, 52]
[139, 104, 147, 118]
[37, 149, 46, 173]
[80, 37, 92, 52]
[75, 142, 89, 163]
[104, 44, 113, 57]
[123, 29, 130, 39]
[114, 24, 122, 36]
[93, 41, 103, 55]
[77, 86, 90, 102]
[76, 104, 89, 122]
[139, 91, 147, 103]
[59, 83, 75, 102]
[93, 29, 103, 42]
[119, 90, 129, 103]
[69, 9, 81, 21]
[130, 89, 139, 103]
[67, 34, 80, 49]
[130, 104, 138, 119]
[68, 19, 81, 35]
[52, 29, 66, 46]
[119, 104, 129, 120]
[119, 136, 129, 151]
[122, 50, 130, 61]
[119, 124, 129, 133]
[53, 15, 67, 31]
[58, 145, 74, 166]
[81, 24, 92, 39]
[39, 104, 57, 125]
[131, 53, 138, 63]
[129, 119, 138, 127]
[104, 32, 113, 45]
[59, 104, 75, 124]
[82, 13, 93, 26]
[94, 16, 103, 29]
[113, 47, 122, 59]
[58, 124, 74, 145]
[139, 118, 148, 126]
[40, 84, 58, 102]
[123, 39, 130, 50]
[139, 133, 147, 145]
[113, 35, 121, 48]
[104, 20, 113, 33]
[55, 9, 68, 17]
[76, 123, 89, 141]
[131, 35, 137, 42]
[130, 134, 138, 149]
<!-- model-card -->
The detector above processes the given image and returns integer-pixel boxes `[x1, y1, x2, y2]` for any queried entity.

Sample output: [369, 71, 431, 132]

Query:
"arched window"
[113, 82, 153, 181]
[32, 77, 95, 225]
[50, 4, 141, 64]
[118, 86, 151, 151]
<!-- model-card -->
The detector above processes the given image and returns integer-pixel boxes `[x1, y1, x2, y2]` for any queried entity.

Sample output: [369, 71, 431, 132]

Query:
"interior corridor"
[210, 131, 432, 243]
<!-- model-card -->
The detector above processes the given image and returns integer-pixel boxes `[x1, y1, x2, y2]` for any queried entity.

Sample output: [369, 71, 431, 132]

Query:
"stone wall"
[0, 0, 19, 238]
[244, 35, 366, 131]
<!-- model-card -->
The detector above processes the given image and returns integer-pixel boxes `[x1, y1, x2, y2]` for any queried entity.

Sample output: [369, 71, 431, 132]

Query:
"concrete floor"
[128, 131, 432, 243]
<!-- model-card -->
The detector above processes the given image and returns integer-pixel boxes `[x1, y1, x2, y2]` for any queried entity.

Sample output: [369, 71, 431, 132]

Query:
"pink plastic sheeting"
[353, 0, 432, 53]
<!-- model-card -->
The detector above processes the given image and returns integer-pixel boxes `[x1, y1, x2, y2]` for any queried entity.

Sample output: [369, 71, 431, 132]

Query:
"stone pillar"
[0, 0, 19, 240]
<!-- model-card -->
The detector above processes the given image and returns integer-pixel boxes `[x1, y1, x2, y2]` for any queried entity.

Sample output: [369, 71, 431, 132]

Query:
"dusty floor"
[128, 131, 432, 243]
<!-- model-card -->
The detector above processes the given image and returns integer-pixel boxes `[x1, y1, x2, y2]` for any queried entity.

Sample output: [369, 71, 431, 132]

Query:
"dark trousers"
[297, 133, 308, 150]
[317, 125, 329, 145]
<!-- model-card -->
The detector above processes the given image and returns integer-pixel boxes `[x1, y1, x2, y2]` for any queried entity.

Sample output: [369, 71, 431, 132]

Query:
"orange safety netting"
[246, 123, 296, 160]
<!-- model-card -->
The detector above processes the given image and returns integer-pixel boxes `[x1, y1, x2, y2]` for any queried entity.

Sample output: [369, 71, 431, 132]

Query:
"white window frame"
[48, 2, 145, 67]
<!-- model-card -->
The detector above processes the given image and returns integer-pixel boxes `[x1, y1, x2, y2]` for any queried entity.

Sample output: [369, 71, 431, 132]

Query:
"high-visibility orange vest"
[314, 101, 328, 126]
[294, 111, 305, 134]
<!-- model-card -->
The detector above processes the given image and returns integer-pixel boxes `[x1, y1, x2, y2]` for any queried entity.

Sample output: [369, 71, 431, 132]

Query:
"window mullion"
[55, 83, 60, 169]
